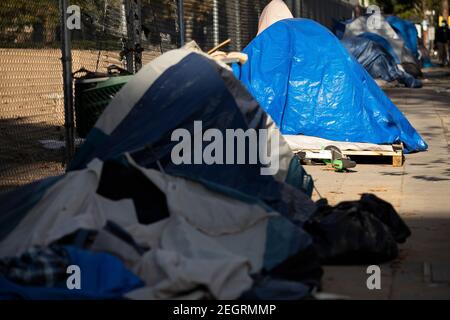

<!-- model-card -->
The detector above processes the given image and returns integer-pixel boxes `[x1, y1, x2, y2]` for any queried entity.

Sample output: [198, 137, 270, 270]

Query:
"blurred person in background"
[436, 20, 450, 66]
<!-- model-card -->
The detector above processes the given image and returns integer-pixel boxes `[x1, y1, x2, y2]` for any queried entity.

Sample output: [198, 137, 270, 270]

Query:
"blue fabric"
[0, 246, 144, 300]
[342, 36, 400, 82]
[285, 156, 313, 196]
[358, 32, 401, 64]
[422, 57, 435, 68]
[263, 216, 312, 270]
[0, 176, 61, 241]
[240, 276, 312, 300]
[333, 19, 347, 39]
[341, 36, 422, 88]
[234, 19, 427, 153]
[386, 16, 418, 57]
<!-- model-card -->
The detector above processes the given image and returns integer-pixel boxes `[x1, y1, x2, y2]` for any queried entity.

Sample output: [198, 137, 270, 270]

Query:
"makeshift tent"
[386, 16, 419, 58]
[0, 47, 412, 299]
[257, 0, 294, 35]
[357, 31, 401, 64]
[0, 156, 320, 299]
[0, 49, 325, 299]
[69, 49, 314, 202]
[341, 35, 422, 88]
[233, 19, 427, 153]
[0, 158, 409, 299]
[343, 15, 419, 69]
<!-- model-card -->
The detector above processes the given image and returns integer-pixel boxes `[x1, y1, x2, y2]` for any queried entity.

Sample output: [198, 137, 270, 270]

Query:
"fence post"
[213, 0, 219, 46]
[177, 0, 185, 46]
[125, 0, 143, 73]
[60, 0, 75, 165]
[234, 0, 241, 50]
[296, 0, 302, 18]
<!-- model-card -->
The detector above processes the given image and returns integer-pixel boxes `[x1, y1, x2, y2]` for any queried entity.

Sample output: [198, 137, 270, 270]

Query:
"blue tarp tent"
[233, 19, 427, 153]
[358, 32, 402, 64]
[341, 36, 422, 88]
[386, 16, 419, 58]
[334, 19, 402, 64]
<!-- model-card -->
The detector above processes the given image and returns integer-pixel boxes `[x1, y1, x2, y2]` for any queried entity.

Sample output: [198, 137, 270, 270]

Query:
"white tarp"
[284, 135, 395, 153]
[257, 0, 294, 35]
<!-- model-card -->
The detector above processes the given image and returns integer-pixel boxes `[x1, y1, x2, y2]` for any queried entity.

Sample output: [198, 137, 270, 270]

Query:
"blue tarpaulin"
[341, 36, 422, 88]
[233, 19, 427, 153]
[358, 32, 402, 64]
[386, 16, 419, 58]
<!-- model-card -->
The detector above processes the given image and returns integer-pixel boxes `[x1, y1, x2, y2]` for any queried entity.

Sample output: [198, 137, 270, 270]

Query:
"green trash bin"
[75, 75, 132, 138]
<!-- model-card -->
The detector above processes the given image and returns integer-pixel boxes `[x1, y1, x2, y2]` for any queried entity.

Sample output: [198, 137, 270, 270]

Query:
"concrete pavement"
[308, 70, 450, 299]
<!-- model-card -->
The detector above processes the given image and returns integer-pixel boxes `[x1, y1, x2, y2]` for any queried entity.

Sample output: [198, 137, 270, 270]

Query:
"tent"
[0, 49, 322, 299]
[357, 31, 401, 64]
[334, 20, 401, 63]
[341, 35, 422, 88]
[70, 49, 314, 200]
[343, 15, 419, 68]
[0, 155, 321, 299]
[386, 15, 419, 58]
[233, 19, 427, 153]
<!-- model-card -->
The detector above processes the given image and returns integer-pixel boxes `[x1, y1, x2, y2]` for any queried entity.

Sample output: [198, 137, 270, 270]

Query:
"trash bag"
[305, 194, 411, 265]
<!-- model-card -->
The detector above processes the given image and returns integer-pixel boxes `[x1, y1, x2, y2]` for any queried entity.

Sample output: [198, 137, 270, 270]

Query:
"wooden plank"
[341, 150, 400, 157]
[392, 155, 404, 167]
[295, 144, 404, 167]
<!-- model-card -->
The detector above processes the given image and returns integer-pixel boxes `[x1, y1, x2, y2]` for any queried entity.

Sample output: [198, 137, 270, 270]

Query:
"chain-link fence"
[0, 0, 354, 192]
[296, 0, 353, 29]
[181, 0, 354, 52]
[0, 1, 65, 192]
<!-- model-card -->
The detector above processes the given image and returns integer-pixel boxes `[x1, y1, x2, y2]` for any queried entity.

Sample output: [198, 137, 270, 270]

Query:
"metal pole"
[178, 0, 185, 46]
[124, 0, 142, 73]
[60, 0, 75, 165]
[295, 0, 302, 18]
[213, 0, 219, 46]
[134, 0, 142, 72]
[125, 0, 134, 73]
[234, 0, 241, 50]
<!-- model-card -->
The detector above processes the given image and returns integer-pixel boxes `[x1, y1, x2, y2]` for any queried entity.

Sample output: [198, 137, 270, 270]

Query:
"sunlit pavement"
[307, 68, 450, 299]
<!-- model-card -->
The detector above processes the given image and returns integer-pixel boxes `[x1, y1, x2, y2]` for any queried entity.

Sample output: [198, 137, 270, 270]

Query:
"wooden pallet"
[340, 144, 404, 167]
[298, 144, 404, 167]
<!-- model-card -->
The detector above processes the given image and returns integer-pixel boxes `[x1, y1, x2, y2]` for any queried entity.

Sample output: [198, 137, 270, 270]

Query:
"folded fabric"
[0, 246, 144, 300]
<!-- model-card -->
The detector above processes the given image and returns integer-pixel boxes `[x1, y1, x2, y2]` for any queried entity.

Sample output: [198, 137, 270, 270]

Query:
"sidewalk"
[308, 69, 450, 299]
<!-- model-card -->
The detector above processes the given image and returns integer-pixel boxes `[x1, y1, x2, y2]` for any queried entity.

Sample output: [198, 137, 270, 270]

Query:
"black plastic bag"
[305, 194, 411, 265]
